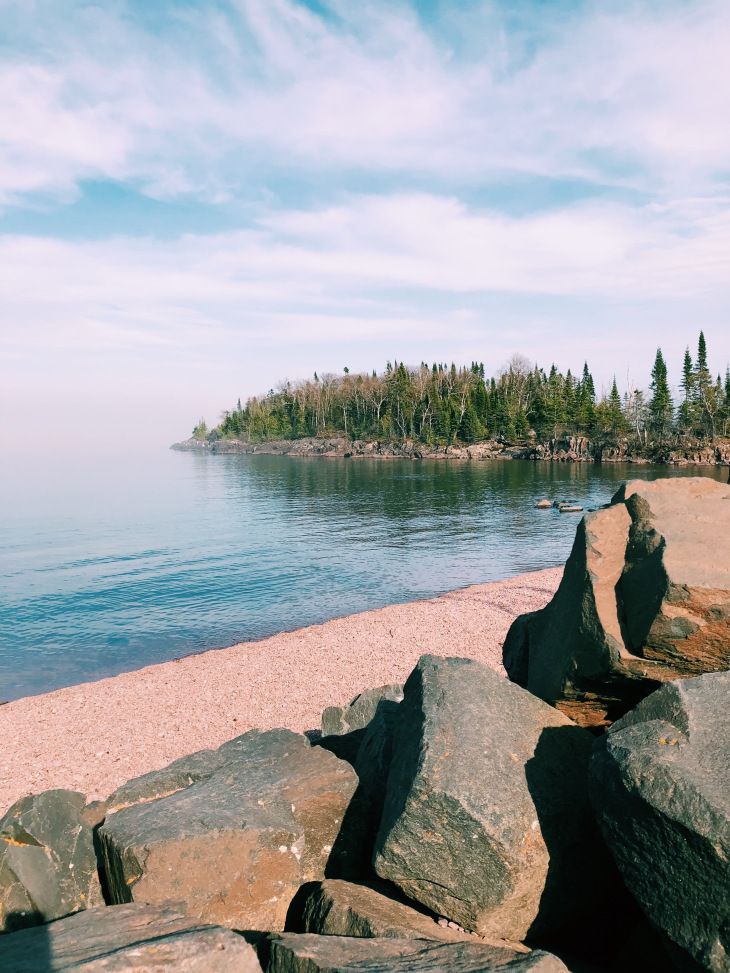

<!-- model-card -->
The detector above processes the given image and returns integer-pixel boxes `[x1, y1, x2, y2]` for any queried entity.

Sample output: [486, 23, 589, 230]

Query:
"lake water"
[1, 450, 724, 702]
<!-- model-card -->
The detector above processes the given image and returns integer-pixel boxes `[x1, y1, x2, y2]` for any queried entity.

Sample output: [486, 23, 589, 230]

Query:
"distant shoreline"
[171, 434, 730, 467]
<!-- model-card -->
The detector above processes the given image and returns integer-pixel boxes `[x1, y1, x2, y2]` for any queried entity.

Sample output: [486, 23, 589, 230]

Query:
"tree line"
[195, 331, 730, 447]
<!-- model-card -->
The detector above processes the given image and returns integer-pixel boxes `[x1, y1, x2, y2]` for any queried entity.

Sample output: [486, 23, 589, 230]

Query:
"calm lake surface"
[1, 451, 725, 701]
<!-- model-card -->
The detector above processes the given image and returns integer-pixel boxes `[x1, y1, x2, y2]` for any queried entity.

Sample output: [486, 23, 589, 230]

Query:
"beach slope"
[0, 568, 560, 810]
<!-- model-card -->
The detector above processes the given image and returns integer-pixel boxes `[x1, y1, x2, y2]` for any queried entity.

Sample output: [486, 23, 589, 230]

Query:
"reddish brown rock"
[290, 879, 474, 943]
[504, 477, 730, 727]
[98, 729, 357, 932]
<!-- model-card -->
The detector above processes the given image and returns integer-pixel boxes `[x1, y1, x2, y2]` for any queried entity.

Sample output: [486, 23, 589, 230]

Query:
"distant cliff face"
[171, 434, 730, 466]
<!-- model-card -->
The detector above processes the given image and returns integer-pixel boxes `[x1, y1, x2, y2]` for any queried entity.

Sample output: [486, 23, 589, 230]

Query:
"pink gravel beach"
[0, 568, 560, 812]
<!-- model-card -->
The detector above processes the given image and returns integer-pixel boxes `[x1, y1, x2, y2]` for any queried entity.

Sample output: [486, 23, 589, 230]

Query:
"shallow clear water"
[0, 450, 724, 701]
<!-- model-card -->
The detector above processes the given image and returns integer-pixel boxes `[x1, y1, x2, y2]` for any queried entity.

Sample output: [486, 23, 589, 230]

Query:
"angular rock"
[268, 933, 568, 972]
[321, 685, 404, 737]
[0, 789, 104, 932]
[98, 729, 357, 931]
[504, 477, 730, 727]
[372, 656, 606, 943]
[0, 903, 261, 971]
[590, 672, 730, 973]
[289, 879, 475, 942]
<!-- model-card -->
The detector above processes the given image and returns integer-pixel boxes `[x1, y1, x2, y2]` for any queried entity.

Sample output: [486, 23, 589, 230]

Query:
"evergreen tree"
[694, 331, 713, 435]
[648, 348, 673, 439]
[576, 362, 596, 432]
[678, 347, 695, 431]
[607, 377, 624, 435]
[458, 402, 483, 443]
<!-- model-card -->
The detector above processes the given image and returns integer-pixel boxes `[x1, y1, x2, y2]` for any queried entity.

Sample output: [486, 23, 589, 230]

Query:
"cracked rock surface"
[267, 932, 568, 972]
[98, 729, 357, 931]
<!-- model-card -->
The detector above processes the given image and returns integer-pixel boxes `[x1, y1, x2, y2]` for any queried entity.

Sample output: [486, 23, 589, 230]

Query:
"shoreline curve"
[0, 567, 561, 811]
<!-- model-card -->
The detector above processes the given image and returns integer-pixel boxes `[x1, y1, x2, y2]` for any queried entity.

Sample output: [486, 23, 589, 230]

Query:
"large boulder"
[289, 878, 477, 943]
[0, 903, 261, 971]
[504, 477, 730, 727]
[0, 789, 104, 932]
[98, 729, 357, 932]
[372, 656, 607, 943]
[267, 933, 568, 972]
[590, 672, 730, 973]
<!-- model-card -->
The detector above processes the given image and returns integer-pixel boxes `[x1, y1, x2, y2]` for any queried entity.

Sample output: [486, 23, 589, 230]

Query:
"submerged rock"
[504, 477, 730, 727]
[98, 729, 357, 931]
[0, 789, 104, 933]
[267, 933, 568, 972]
[372, 656, 607, 943]
[0, 903, 261, 971]
[591, 672, 730, 973]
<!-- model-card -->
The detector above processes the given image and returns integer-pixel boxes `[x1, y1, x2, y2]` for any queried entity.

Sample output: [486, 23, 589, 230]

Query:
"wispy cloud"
[1, 0, 729, 449]
[2, 0, 730, 205]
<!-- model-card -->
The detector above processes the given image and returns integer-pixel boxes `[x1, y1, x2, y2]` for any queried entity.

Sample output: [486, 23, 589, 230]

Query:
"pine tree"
[695, 331, 715, 437]
[678, 347, 695, 431]
[607, 377, 624, 435]
[458, 402, 483, 443]
[577, 362, 596, 432]
[649, 348, 673, 440]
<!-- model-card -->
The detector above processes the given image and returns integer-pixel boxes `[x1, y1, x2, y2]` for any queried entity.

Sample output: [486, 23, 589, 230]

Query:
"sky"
[1, 0, 729, 452]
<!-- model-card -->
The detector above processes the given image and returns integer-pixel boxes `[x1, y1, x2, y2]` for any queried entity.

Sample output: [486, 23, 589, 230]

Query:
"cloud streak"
[2, 0, 730, 205]
[1, 0, 729, 449]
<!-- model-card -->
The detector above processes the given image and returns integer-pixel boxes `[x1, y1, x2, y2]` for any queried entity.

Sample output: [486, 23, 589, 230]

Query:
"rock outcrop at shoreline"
[172, 433, 730, 466]
[1, 476, 729, 972]
[504, 477, 730, 728]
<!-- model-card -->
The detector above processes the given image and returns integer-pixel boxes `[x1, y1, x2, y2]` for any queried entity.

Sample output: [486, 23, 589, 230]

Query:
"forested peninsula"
[175, 332, 730, 465]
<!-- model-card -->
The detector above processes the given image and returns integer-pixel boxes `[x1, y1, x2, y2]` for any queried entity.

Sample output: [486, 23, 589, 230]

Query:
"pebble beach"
[0, 567, 561, 811]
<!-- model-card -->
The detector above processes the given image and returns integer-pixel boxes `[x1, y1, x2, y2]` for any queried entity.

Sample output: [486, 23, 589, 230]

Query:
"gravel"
[0, 568, 561, 811]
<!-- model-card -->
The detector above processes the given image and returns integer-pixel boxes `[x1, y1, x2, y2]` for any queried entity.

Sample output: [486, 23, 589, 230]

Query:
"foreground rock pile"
[1, 476, 728, 972]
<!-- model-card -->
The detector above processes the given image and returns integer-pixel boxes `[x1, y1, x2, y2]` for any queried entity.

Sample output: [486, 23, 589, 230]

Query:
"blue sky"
[1, 0, 729, 451]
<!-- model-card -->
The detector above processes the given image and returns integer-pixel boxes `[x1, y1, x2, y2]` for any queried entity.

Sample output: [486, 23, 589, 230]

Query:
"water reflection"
[0, 451, 723, 701]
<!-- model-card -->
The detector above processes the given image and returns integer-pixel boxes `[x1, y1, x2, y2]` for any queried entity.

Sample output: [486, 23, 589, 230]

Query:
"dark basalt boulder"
[372, 656, 608, 943]
[504, 477, 730, 728]
[267, 932, 569, 972]
[590, 672, 730, 973]
[98, 729, 358, 932]
[0, 789, 104, 933]
[0, 903, 261, 971]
